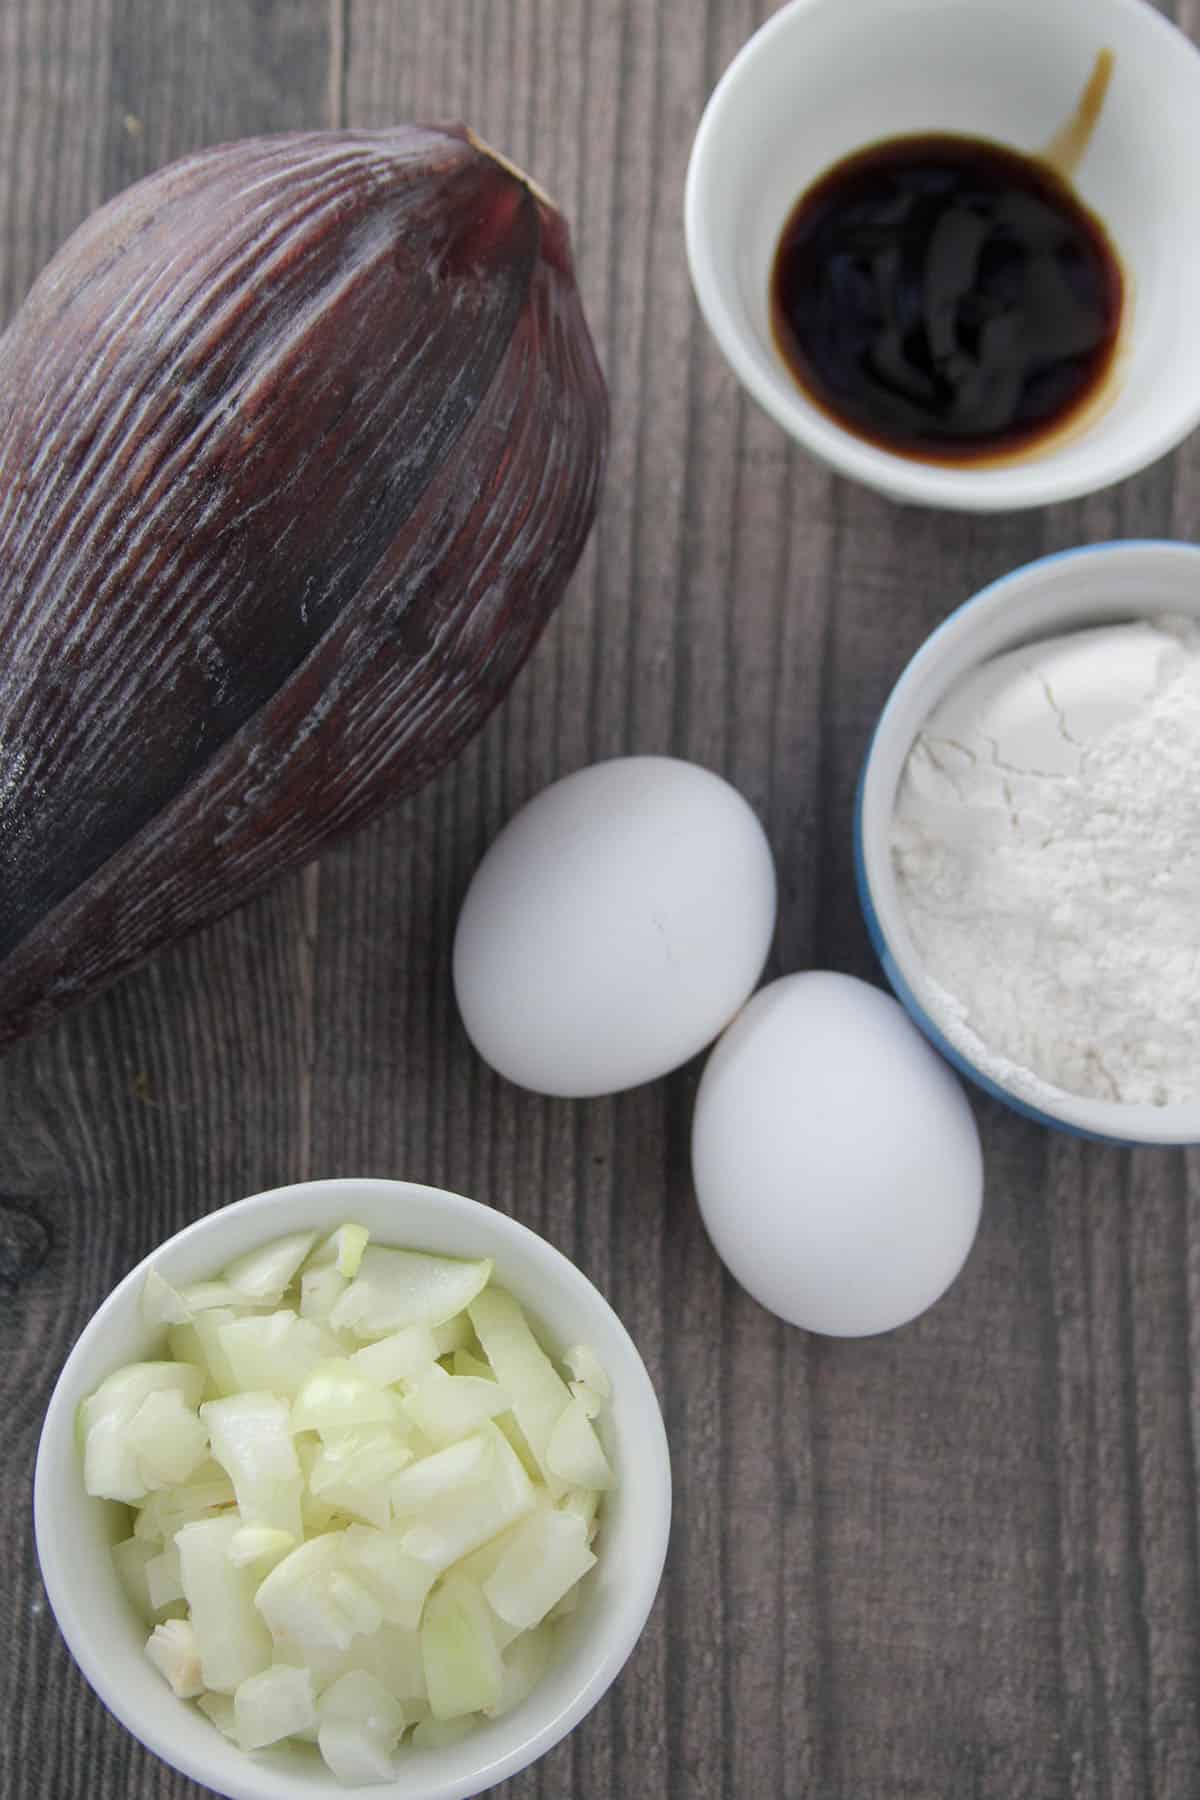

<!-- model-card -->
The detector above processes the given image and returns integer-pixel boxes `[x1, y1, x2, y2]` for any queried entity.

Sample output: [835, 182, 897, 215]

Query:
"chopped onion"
[306, 1223, 371, 1280]
[545, 1394, 615, 1492]
[234, 1663, 317, 1749]
[201, 1392, 302, 1539]
[420, 1574, 503, 1719]
[349, 1325, 438, 1388]
[176, 1512, 274, 1693]
[300, 1264, 348, 1322]
[317, 1720, 397, 1786]
[125, 1389, 210, 1490]
[197, 1690, 238, 1740]
[483, 1508, 596, 1632]
[563, 1343, 612, 1403]
[227, 1526, 296, 1572]
[330, 1248, 493, 1338]
[218, 1311, 340, 1398]
[340, 1525, 438, 1632]
[401, 1365, 512, 1447]
[81, 1363, 205, 1504]
[486, 1620, 554, 1719]
[290, 1361, 404, 1435]
[221, 1230, 318, 1303]
[306, 1427, 413, 1530]
[145, 1542, 184, 1610]
[396, 1427, 535, 1574]
[317, 1669, 406, 1737]
[146, 1618, 205, 1698]
[141, 1269, 193, 1330]
[85, 1222, 616, 1785]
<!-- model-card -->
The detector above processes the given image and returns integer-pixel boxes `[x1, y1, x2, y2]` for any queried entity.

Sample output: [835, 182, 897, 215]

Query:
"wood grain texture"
[3, 3, 1200, 1798]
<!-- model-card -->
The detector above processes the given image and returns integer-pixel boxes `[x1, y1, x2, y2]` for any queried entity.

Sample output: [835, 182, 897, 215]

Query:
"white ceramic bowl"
[33, 1178, 672, 1800]
[855, 539, 1200, 1145]
[685, 0, 1200, 510]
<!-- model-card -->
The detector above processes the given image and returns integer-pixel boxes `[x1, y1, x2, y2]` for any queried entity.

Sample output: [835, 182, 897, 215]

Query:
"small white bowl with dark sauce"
[684, 0, 1200, 510]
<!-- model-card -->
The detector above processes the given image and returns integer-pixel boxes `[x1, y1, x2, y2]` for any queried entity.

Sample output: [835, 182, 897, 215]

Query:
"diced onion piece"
[177, 1281, 250, 1314]
[341, 1525, 437, 1631]
[318, 1720, 397, 1786]
[254, 1532, 377, 1653]
[165, 1321, 212, 1392]
[228, 1526, 296, 1572]
[568, 1381, 603, 1420]
[349, 1325, 438, 1388]
[545, 1395, 615, 1492]
[306, 1223, 371, 1281]
[145, 1543, 184, 1610]
[467, 1289, 571, 1493]
[301, 1266, 348, 1323]
[448, 1509, 536, 1589]
[142, 1269, 193, 1329]
[431, 1312, 475, 1357]
[388, 1433, 492, 1515]
[81, 1362, 204, 1440]
[396, 1427, 535, 1575]
[113, 1537, 160, 1622]
[191, 1309, 242, 1398]
[177, 1513, 273, 1694]
[410, 1715, 478, 1748]
[329, 1571, 385, 1638]
[274, 1624, 427, 1704]
[146, 1618, 205, 1698]
[233, 1663, 317, 1750]
[201, 1392, 302, 1539]
[563, 1344, 612, 1403]
[307, 1427, 413, 1529]
[217, 1311, 340, 1399]
[82, 1362, 205, 1502]
[83, 1417, 146, 1505]
[451, 1348, 494, 1382]
[483, 1508, 596, 1632]
[125, 1389, 210, 1490]
[330, 1249, 493, 1339]
[402, 1365, 512, 1447]
[290, 1361, 403, 1435]
[197, 1691, 238, 1740]
[420, 1575, 503, 1719]
[220, 1231, 318, 1304]
[486, 1621, 554, 1719]
[132, 1469, 236, 1547]
[317, 1669, 406, 1737]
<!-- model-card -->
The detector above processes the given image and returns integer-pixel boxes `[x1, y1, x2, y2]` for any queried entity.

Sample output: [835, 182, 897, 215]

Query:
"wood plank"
[0, 4, 330, 1797]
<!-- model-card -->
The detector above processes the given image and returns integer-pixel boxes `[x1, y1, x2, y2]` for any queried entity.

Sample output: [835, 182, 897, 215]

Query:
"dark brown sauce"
[769, 133, 1124, 465]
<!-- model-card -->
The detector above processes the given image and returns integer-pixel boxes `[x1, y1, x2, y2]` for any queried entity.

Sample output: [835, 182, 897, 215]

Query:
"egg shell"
[691, 971, 982, 1336]
[453, 756, 777, 1098]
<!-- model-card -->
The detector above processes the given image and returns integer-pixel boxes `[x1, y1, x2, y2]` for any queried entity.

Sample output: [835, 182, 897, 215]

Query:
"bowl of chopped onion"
[34, 1178, 671, 1799]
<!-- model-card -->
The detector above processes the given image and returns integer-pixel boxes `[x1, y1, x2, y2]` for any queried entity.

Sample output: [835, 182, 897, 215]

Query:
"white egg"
[453, 756, 777, 1097]
[692, 971, 982, 1336]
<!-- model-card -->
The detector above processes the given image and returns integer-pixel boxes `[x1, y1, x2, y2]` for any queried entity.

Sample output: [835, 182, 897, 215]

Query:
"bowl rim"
[854, 539, 1200, 1147]
[33, 1177, 672, 1800]
[683, 0, 1200, 511]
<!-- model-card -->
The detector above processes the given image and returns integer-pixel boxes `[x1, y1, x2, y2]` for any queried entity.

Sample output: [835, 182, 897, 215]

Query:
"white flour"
[890, 614, 1200, 1107]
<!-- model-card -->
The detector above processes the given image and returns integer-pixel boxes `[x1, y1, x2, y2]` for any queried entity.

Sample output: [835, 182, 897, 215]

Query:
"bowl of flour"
[855, 539, 1200, 1144]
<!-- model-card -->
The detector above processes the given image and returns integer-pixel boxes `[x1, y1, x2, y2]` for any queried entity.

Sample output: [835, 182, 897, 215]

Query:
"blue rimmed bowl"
[854, 540, 1200, 1146]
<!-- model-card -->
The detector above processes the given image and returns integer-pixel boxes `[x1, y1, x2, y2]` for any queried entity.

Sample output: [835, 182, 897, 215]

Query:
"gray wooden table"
[4, 2, 1200, 1796]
